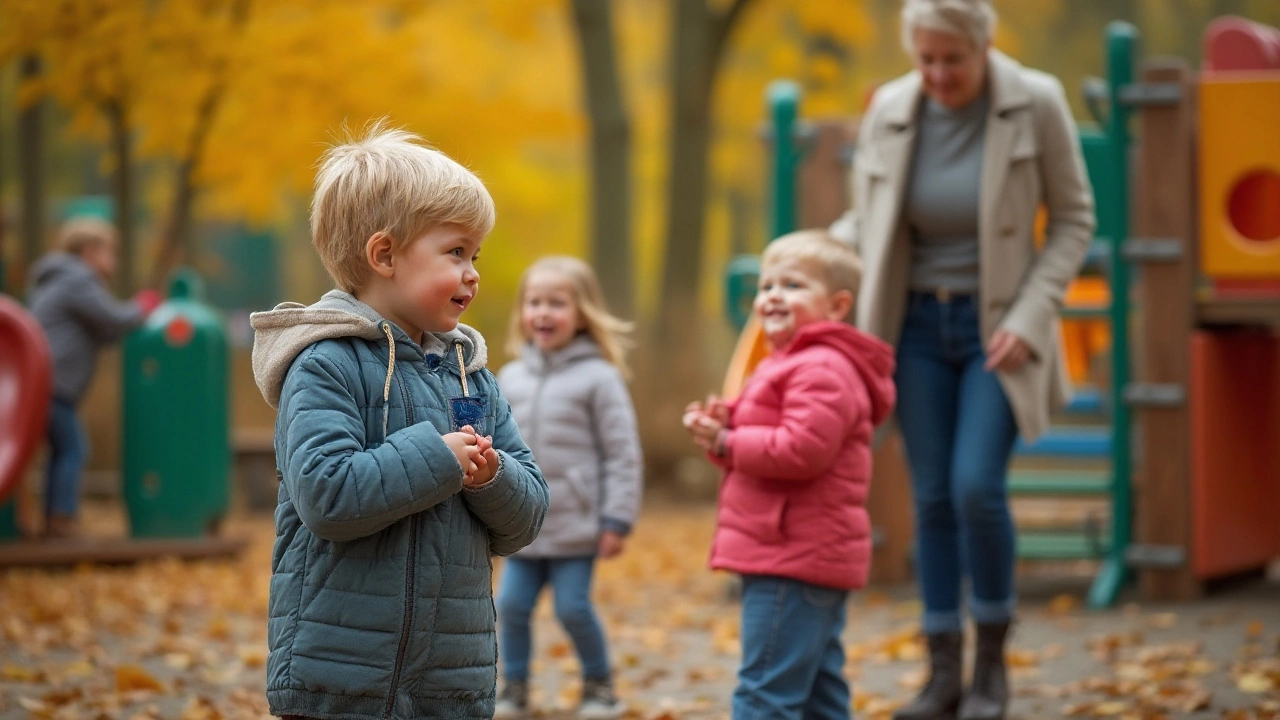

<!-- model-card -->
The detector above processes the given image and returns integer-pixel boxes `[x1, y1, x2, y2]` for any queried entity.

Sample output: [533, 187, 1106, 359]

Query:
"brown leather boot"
[893, 631, 964, 720]
[959, 622, 1010, 720]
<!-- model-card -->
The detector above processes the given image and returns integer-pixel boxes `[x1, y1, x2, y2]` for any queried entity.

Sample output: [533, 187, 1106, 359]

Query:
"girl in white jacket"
[494, 256, 643, 720]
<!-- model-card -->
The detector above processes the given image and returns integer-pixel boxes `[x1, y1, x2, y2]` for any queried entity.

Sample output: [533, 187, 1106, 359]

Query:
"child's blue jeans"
[732, 575, 850, 720]
[894, 292, 1020, 634]
[45, 399, 87, 518]
[496, 556, 611, 681]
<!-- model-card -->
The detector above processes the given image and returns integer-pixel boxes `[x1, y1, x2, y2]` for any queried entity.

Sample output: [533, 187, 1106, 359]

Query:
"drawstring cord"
[455, 342, 469, 397]
[381, 322, 396, 442]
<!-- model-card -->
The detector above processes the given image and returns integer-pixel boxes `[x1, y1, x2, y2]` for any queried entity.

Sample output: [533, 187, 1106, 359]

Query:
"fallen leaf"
[1048, 594, 1081, 616]
[1238, 673, 1275, 694]
[0, 663, 42, 681]
[115, 664, 165, 693]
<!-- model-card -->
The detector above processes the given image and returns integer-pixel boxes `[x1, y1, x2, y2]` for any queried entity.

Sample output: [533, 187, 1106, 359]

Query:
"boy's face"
[82, 237, 118, 280]
[386, 224, 482, 339]
[753, 259, 851, 348]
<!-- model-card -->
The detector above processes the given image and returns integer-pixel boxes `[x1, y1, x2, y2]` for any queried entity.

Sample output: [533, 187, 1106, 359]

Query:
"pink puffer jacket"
[710, 320, 896, 590]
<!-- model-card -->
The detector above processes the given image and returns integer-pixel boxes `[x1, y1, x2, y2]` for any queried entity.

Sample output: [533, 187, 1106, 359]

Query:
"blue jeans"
[895, 293, 1019, 634]
[496, 556, 611, 681]
[45, 399, 87, 518]
[732, 575, 850, 720]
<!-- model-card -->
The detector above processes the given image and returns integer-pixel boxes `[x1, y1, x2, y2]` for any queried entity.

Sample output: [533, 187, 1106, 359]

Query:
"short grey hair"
[901, 0, 997, 52]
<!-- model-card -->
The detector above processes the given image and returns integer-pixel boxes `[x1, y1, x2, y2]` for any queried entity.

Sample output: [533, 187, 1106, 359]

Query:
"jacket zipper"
[383, 520, 418, 717]
[384, 367, 416, 717]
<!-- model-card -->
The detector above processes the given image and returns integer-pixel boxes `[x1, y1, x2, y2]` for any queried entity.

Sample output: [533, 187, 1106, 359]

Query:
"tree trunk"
[571, 0, 633, 318]
[150, 0, 251, 288]
[18, 55, 45, 290]
[658, 0, 753, 340]
[658, 0, 714, 343]
[105, 99, 135, 294]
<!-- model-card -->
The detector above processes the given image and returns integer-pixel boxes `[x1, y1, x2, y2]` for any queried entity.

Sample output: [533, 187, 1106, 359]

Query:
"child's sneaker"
[493, 679, 529, 719]
[578, 677, 624, 719]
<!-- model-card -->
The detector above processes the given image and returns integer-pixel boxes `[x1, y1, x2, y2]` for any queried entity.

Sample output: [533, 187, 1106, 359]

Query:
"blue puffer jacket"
[250, 291, 548, 720]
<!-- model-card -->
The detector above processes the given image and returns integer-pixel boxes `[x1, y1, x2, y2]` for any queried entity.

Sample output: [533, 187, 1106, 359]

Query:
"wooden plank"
[1134, 60, 1202, 601]
[867, 429, 914, 584]
[0, 535, 248, 568]
[1197, 297, 1280, 327]
[799, 120, 857, 229]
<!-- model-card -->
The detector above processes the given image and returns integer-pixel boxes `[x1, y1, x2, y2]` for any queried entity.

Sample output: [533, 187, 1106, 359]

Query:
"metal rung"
[1018, 530, 1111, 560]
[1009, 470, 1110, 496]
[1125, 544, 1187, 569]
[1016, 427, 1111, 458]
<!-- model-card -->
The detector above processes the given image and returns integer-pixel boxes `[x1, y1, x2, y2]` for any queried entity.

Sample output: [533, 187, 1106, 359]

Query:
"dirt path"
[1, 503, 1277, 719]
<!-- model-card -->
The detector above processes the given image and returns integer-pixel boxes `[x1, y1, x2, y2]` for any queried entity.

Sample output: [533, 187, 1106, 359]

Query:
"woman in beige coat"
[831, 2, 1094, 719]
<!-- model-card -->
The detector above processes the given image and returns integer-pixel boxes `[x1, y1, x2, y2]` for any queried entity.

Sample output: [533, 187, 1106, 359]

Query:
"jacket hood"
[29, 253, 95, 289]
[250, 289, 488, 408]
[784, 321, 896, 425]
[518, 335, 602, 374]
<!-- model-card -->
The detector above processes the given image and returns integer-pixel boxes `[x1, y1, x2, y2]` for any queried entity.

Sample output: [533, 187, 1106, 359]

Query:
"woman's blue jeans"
[496, 556, 611, 681]
[895, 292, 1019, 634]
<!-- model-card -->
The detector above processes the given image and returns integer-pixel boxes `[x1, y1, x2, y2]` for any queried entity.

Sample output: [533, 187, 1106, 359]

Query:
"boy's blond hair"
[57, 217, 117, 256]
[761, 229, 863, 298]
[506, 256, 635, 379]
[312, 121, 496, 292]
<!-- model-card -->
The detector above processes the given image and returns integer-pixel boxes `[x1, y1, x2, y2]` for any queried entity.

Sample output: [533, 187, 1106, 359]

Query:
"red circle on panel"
[1227, 170, 1280, 244]
[165, 316, 195, 347]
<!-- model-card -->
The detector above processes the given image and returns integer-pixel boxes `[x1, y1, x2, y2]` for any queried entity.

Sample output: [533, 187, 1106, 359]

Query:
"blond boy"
[249, 124, 548, 720]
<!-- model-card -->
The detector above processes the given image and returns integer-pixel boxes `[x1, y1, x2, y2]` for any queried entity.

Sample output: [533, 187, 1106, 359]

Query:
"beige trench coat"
[833, 51, 1096, 442]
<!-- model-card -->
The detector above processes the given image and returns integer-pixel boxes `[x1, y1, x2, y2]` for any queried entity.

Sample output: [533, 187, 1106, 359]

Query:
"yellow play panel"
[1199, 74, 1280, 278]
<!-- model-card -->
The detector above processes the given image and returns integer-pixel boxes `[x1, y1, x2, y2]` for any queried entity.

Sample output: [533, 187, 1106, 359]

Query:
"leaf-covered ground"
[1, 502, 1277, 719]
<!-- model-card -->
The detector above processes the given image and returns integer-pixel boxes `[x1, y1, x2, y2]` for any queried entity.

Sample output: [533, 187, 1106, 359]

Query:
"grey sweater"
[27, 253, 145, 404]
[904, 93, 989, 294]
[497, 336, 643, 558]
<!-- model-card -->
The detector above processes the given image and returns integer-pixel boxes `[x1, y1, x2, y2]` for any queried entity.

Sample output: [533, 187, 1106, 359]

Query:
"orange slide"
[0, 295, 52, 505]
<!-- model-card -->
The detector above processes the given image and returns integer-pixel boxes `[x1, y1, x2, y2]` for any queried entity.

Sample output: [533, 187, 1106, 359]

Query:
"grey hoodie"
[497, 336, 643, 558]
[248, 290, 548, 720]
[27, 253, 145, 404]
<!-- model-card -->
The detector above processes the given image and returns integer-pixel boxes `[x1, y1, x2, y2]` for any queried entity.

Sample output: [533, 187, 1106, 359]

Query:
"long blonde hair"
[506, 256, 634, 379]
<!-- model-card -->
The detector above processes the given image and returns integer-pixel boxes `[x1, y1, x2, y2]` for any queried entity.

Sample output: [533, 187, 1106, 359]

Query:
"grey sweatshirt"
[497, 336, 643, 558]
[27, 253, 145, 404]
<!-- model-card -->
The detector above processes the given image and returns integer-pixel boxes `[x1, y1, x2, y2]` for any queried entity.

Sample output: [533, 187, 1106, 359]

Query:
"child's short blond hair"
[57, 217, 117, 256]
[312, 121, 496, 292]
[760, 229, 863, 297]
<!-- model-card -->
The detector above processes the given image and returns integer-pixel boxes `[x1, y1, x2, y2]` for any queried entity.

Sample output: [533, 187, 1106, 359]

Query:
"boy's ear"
[827, 289, 854, 321]
[366, 232, 395, 278]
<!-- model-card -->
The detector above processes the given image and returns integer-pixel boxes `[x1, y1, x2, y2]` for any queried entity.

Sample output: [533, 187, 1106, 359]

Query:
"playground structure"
[0, 269, 243, 565]
[724, 17, 1280, 605]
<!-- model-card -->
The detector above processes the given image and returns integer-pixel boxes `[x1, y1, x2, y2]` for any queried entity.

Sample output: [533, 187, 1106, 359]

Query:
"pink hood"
[709, 321, 896, 590]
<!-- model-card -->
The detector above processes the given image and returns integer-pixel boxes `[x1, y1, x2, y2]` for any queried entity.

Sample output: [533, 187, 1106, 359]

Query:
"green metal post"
[1088, 21, 1138, 609]
[767, 79, 803, 240]
[724, 80, 806, 329]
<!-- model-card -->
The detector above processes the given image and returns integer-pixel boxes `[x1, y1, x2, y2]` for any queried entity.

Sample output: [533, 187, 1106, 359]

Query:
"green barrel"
[122, 269, 230, 538]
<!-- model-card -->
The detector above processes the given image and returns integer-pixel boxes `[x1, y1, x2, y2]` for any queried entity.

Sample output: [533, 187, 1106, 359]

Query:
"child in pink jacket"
[684, 229, 895, 720]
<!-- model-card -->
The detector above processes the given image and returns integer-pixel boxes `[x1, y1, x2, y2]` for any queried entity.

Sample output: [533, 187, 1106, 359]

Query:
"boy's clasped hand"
[443, 425, 499, 488]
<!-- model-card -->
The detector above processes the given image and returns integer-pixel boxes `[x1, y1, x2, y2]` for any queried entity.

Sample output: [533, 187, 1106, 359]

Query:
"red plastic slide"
[0, 295, 52, 505]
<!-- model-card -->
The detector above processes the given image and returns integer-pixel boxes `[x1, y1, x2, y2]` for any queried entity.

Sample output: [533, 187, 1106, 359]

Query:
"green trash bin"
[122, 269, 230, 538]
